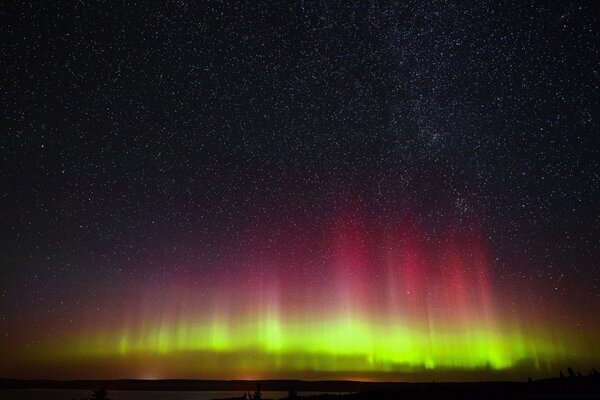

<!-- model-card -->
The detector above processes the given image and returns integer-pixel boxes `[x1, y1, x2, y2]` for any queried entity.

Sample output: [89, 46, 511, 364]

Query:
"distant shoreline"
[3, 376, 600, 400]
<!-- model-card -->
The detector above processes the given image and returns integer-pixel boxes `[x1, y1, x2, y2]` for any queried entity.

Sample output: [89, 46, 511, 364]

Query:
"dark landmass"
[2, 375, 600, 399]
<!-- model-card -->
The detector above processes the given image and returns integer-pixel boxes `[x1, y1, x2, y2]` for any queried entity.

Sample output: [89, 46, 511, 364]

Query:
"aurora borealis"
[2, 1, 600, 382]
[2, 208, 598, 380]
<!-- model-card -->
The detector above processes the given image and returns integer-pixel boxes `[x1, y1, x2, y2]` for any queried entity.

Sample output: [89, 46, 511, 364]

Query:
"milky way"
[1, 1, 599, 380]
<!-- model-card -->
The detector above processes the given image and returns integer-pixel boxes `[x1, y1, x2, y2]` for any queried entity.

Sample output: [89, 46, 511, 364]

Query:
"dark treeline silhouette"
[69, 386, 111, 400]
[90, 386, 110, 400]
[215, 370, 600, 400]
[3, 369, 600, 400]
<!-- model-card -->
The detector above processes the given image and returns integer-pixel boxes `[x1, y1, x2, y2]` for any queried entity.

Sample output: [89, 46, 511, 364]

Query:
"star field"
[1, 1, 599, 380]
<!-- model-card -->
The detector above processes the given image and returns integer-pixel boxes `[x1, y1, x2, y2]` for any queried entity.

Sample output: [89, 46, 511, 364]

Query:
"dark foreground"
[2, 375, 600, 399]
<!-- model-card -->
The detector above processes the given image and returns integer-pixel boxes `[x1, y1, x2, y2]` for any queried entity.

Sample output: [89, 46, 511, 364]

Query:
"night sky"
[1, 1, 599, 380]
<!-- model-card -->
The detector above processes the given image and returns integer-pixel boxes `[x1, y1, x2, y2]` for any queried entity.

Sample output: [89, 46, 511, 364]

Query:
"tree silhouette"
[253, 382, 262, 400]
[288, 384, 298, 399]
[91, 386, 109, 400]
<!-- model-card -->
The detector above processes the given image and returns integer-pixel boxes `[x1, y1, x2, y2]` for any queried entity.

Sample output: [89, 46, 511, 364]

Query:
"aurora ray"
[2, 210, 596, 380]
